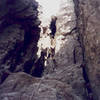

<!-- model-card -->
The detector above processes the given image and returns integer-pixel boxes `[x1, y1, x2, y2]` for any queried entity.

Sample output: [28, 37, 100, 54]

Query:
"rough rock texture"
[74, 0, 100, 99]
[0, 72, 82, 100]
[0, 0, 40, 84]
[0, 0, 86, 100]
[44, 0, 85, 99]
[0, 0, 100, 100]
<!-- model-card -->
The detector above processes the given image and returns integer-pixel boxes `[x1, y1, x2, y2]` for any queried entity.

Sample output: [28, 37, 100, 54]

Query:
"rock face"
[44, 0, 85, 99]
[0, 0, 100, 100]
[73, 0, 100, 99]
[0, 0, 40, 84]
[0, 72, 81, 100]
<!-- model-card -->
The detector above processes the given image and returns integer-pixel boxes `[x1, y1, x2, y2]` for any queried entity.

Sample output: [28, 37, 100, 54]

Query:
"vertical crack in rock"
[73, 0, 94, 99]
[81, 63, 94, 100]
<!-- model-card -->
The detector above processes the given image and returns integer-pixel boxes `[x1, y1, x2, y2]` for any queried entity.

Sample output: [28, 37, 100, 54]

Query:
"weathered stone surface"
[0, 0, 100, 100]
[73, 0, 100, 99]
[56, 0, 76, 35]
[0, 72, 81, 100]
[0, 0, 38, 18]
[0, 24, 24, 81]
[43, 0, 85, 99]
[0, 0, 40, 84]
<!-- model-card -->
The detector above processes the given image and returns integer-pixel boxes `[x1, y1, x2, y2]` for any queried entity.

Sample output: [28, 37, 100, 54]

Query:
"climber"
[50, 16, 57, 38]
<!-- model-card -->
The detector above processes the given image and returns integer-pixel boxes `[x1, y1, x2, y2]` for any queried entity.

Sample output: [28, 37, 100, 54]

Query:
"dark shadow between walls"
[0, 0, 41, 84]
